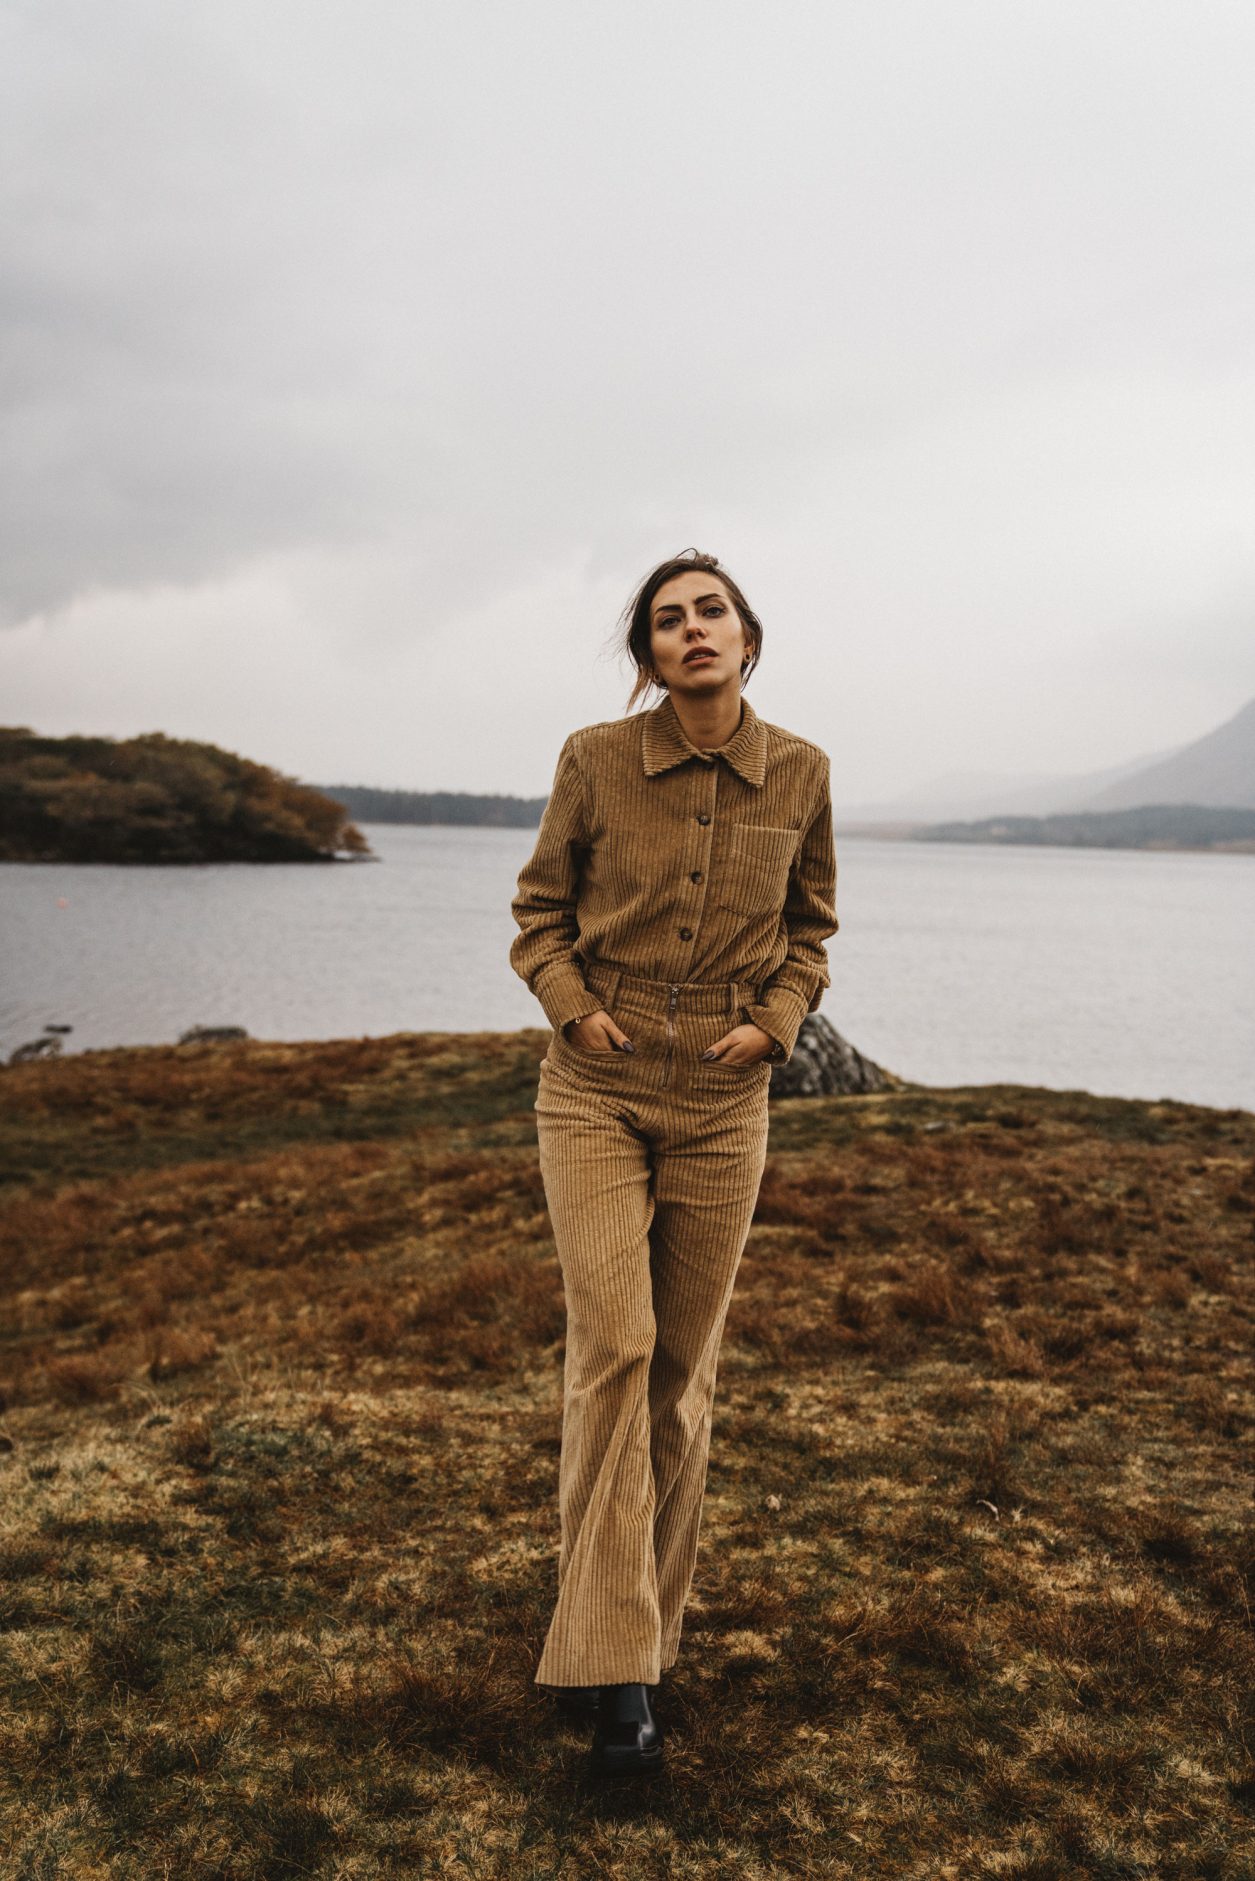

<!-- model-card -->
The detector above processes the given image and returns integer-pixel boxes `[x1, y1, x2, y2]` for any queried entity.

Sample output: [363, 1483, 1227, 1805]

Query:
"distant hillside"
[841, 694, 1254, 826]
[837, 742, 1182, 825]
[314, 693, 1253, 835]
[1077, 696, 1255, 811]
[917, 803, 1255, 854]
[0, 728, 372, 864]
[312, 783, 546, 828]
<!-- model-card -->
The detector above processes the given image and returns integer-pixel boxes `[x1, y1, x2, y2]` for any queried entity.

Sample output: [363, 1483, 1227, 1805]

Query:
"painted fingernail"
[700, 1048, 716, 1061]
[621, 1041, 636, 1053]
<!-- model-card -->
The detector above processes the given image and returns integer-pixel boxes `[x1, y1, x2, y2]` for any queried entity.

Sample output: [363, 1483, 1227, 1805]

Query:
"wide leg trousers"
[531, 963, 772, 1688]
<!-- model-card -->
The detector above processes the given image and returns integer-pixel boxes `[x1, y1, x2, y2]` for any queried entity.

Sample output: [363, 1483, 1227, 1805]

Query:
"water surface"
[1, 826, 1250, 1110]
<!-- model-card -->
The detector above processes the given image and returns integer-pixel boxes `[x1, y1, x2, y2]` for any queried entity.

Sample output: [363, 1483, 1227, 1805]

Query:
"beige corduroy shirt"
[510, 691, 838, 1062]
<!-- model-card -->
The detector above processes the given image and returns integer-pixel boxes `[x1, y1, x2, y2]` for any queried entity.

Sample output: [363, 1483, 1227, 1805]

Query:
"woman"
[509, 548, 838, 1776]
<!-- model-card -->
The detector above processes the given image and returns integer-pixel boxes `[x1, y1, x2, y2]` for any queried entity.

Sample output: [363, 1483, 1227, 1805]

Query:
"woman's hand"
[564, 1010, 635, 1054]
[700, 1021, 779, 1066]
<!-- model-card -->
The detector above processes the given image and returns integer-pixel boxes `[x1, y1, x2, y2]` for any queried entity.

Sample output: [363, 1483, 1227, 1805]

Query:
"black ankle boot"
[590, 1682, 664, 1776]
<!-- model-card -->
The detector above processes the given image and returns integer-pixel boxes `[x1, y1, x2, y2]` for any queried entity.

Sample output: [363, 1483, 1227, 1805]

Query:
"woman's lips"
[683, 650, 716, 664]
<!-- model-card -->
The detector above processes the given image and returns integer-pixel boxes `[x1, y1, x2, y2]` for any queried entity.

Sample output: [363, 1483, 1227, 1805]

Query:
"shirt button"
[678, 926, 693, 940]
[690, 870, 703, 883]
[696, 812, 710, 825]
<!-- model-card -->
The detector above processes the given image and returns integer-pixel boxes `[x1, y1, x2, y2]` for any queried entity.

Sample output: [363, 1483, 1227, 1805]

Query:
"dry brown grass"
[0, 1034, 1251, 1877]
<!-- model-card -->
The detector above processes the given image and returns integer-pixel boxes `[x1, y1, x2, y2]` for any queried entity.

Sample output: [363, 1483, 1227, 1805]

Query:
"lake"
[1, 826, 1251, 1112]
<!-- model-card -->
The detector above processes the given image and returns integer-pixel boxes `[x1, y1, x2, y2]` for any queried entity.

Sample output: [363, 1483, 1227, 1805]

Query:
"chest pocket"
[714, 824, 800, 915]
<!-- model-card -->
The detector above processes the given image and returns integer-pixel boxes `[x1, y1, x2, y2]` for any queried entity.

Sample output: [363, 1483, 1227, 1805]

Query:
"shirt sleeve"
[509, 734, 606, 1035]
[745, 753, 838, 1061]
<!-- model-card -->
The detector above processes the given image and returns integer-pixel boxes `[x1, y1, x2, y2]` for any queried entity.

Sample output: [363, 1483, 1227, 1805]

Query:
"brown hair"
[618, 549, 764, 713]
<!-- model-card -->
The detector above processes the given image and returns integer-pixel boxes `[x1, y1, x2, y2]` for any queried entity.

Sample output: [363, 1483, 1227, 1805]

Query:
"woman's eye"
[703, 605, 725, 617]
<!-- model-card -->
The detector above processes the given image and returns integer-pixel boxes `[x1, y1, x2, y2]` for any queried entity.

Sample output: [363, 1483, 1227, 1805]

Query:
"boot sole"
[589, 1740, 665, 1779]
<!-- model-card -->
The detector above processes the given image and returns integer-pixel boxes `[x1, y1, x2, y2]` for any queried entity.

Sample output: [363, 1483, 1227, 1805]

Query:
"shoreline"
[2, 1029, 1251, 1122]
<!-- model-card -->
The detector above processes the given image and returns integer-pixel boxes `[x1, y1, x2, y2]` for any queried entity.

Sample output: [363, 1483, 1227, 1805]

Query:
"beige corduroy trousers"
[532, 961, 772, 1689]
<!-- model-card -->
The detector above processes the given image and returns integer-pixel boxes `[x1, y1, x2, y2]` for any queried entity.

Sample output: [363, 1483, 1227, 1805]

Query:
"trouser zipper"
[663, 983, 679, 1089]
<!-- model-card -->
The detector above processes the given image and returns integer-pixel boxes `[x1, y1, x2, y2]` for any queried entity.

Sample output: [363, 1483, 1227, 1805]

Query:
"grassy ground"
[0, 1031, 1251, 1879]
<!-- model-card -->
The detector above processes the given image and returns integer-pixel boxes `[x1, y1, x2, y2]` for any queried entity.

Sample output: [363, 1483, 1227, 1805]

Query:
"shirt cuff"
[745, 987, 809, 1063]
[533, 963, 605, 1035]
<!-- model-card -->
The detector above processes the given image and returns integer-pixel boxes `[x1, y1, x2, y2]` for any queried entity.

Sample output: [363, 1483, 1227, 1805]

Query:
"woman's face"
[647, 572, 749, 696]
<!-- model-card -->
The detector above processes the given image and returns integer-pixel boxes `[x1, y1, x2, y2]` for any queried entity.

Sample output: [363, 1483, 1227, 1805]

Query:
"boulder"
[769, 1013, 901, 1097]
[8, 1036, 63, 1065]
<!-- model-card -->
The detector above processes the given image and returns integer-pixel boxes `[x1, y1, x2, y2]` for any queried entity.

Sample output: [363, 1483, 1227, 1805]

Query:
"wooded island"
[0, 728, 370, 864]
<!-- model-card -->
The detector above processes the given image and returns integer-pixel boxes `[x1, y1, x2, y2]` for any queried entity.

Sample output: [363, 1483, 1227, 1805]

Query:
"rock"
[177, 1024, 250, 1046]
[768, 1013, 901, 1097]
[9, 1036, 63, 1065]
[43, 1023, 73, 1034]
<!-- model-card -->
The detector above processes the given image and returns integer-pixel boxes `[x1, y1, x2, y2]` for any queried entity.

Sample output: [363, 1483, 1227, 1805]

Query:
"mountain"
[835, 743, 1182, 826]
[839, 694, 1255, 827]
[1074, 696, 1255, 812]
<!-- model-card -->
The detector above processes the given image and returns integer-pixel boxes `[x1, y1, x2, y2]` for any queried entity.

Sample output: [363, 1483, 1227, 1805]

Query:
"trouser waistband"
[583, 961, 762, 1016]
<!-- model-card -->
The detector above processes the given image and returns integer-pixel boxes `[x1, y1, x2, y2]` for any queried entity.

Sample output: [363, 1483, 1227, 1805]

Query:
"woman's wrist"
[744, 1020, 785, 1063]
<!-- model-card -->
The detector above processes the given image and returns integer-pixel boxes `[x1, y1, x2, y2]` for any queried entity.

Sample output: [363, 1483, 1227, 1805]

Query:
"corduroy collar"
[641, 691, 766, 789]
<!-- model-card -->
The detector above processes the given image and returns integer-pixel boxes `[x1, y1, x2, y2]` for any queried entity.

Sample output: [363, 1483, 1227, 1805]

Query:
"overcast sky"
[2, 0, 1253, 803]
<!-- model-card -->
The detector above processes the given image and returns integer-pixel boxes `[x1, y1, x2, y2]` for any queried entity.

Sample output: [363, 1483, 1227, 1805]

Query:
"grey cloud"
[1, 0, 1253, 781]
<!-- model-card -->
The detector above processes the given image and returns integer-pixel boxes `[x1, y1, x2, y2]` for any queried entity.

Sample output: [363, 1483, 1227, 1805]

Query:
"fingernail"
[700, 1048, 716, 1061]
[621, 1041, 636, 1054]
